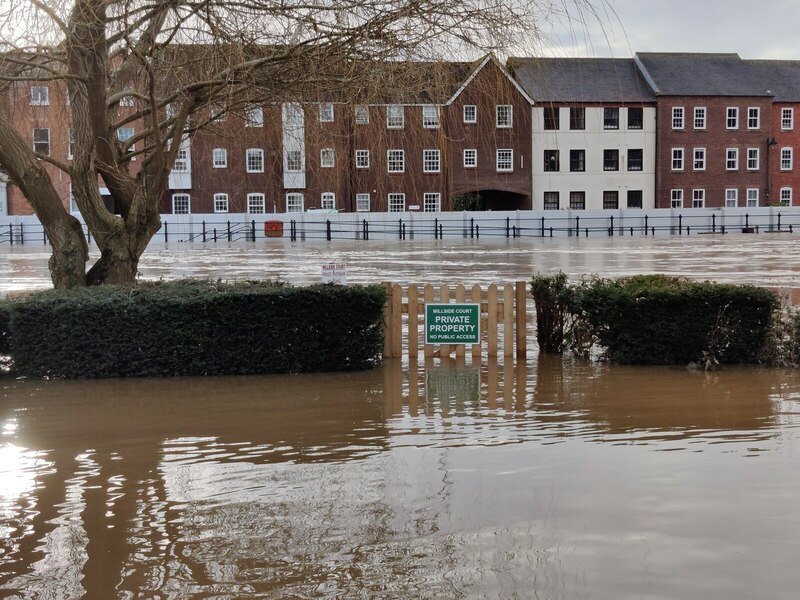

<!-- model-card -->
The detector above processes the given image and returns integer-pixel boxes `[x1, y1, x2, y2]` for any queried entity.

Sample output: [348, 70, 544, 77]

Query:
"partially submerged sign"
[425, 303, 480, 345]
[321, 263, 347, 284]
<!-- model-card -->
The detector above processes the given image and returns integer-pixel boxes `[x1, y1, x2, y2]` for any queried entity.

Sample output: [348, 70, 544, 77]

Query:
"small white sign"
[321, 263, 347, 285]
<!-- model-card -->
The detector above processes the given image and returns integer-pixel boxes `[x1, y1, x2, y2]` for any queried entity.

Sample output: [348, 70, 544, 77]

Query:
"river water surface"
[2, 236, 800, 598]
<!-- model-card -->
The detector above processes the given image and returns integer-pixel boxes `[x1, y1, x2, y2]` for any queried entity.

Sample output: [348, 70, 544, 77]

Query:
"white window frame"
[245, 105, 264, 128]
[693, 147, 706, 171]
[463, 105, 477, 124]
[387, 149, 405, 173]
[496, 105, 513, 128]
[247, 193, 266, 214]
[747, 107, 760, 129]
[212, 148, 228, 169]
[423, 192, 441, 212]
[672, 106, 684, 130]
[725, 188, 738, 208]
[117, 127, 135, 159]
[286, 192, 304, 213]
[172, 143, 190, 173]
[692, 189, 705, 208]
[422, 105, 440, 129]
[32, 127, 50, 155]
[356, 193, 370, 212]
[286, 149, 303, 172]
[694, 107, 706, 130]
[387, 105, 404, 129]
[30, 85, 49, 106]
[496, 149, 513, 172]
[726, 148, 739, 171]
[321, 192, 336, 210]
[355, 105, 369, 125]
[780, 187, 792, 206]
[172, 193, 191, 214]
[423, 149, 440, 173]
[319, 102, 334, 123]
[780, 147, 793, 171]
[746, 188, 759, 207]
[320, 148, 335, 168]
[670, 189, 684, 209]
[355, 149, 370, 169]
[671, 147, 684, 171]
[727, 107, 739, 129]
[67, 129, 74, 160]
[213, 193, 229, 213]
[463, 148, 477, 168]
[782, 108, 794, 131]
[747, 148, 760, 171]
[119, 87, 135, 107]
[246, 148, 265, 173]
[387, 193, 405, 213]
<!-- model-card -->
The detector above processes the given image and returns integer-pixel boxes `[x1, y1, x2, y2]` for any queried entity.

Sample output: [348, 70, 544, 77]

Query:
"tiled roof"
[745, 59, 800, 102]
[507, 57, 655, 103]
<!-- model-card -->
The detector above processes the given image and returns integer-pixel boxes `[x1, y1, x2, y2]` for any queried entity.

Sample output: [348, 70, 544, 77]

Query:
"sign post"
[424, 303, 480, 346]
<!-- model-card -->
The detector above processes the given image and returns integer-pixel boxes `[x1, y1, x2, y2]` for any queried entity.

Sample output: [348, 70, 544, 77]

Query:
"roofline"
[633, 55, 660, 95]
[445, 54, 535, 106]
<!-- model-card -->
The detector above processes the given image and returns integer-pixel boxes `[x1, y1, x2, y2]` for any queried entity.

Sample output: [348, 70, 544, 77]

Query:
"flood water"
[3, 235, 800, 598]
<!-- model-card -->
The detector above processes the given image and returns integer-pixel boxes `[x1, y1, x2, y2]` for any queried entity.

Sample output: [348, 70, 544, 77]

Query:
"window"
[543, 149, 559, 172]
[248, 193, 266, 214]
[320, 148, 335, 168]
[321, 192, 335, 210]
[569, 191, 586, 210]
[727, 107, 739, 129]
[387, 149, 405, 173]
[355, 105, 369, 125]
[69, 184, 78, 212]
[672, 106, 684, 129]
[693, 148, 706, 171]
[747, 107, 760, 129]
[671, 189, 684, 209]
[628, 107, 643, 130]
[356, 193, 370, 212]
[212, 148, 227, 168]
[569, 149, 585, 172]
[694, 107, 707, 129]
[319, 102, 334, 122]
[387, 105, 404, 128]
[747, 148, 759, 170]
[782, 108, 794, 131]
[286, 150, 303, 172]
[173, 144, 189, 172]
[246, 148, 264, 172]
[422, 105, 440, 128]
[628, 149, 643, 171]
[604, 107, 619, 130]
[570, 107, 585, 130]
[725, 189, 738, 208]
[726, 148, 739, 170]
[603, 191, 619, 210]
[213, 193, 229, 213]
[117, 127, 135, 158]
[355, 149, 370, 169]
[627, 190, 643, 209]
[286, 193, 304, 212]
[671, 148, 684, 171]
[603, 149, 619, 171]
[746, 188, 759, 207]
[543, 106, 559, 130]
[388, 193, 405, 212]
[210, 103, 226, 122]
[423, 149, 440, 173]
[543, 192, 559, 210]
[496, 149, 513, 172]
[692, 189, 705, 208]
[172, 193, 190, 214]
[463, 148, 477, 168]
[781, 148, 793, 170]
[780, 187, 792, 206]
[245, 105, 263, 127]
[463, 105, 477, 124]
[30, 85, 49, 105]
[32, 128, 50, 155]
[67, 129, 74, 160]
[496, 105, 513, 128]
[119, 88, 135, 107]
[424, 192, 441, 212]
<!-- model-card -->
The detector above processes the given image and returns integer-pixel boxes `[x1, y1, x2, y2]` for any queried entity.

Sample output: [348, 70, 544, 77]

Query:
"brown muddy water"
[3, 236, 800, 598]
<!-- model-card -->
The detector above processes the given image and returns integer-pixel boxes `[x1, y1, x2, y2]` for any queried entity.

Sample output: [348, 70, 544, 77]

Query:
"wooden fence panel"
[487, 284, 498, 357]
[408, 284, 419, 359]
[504, 284, 514, 357]
[424, 284, 435, 358]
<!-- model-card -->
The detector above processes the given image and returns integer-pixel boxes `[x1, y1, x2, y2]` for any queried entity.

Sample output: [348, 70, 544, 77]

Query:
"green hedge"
[572, 275, 778, 365]
[7, 280, 387, 378]
[0, 298, 11, 356]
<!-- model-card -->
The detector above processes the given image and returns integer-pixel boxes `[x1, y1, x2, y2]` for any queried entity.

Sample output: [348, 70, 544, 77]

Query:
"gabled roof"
[507, 57, 655, 103]
[447, 54, 535, 105]
[634, 52, 772, 97]
[745, 59, 800, 102]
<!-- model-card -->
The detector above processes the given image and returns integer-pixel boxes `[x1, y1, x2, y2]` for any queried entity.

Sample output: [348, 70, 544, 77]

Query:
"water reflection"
[1, 360, 800, 598]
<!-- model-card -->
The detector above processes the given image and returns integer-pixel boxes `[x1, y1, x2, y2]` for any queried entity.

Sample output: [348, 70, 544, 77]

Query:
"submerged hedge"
[6, 280, 387, 378]
[572, 275, 778, 365]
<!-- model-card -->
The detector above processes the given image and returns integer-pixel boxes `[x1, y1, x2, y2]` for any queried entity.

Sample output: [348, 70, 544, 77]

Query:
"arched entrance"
[452, 189, 530, 212]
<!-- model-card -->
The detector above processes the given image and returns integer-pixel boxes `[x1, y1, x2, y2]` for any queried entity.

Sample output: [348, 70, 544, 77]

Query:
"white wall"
[0, 176, 7, 216]
[532, 106, 657, 210]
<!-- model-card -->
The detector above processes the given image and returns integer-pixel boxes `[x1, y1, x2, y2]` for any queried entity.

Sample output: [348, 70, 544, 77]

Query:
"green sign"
[425, 303, 480, 345]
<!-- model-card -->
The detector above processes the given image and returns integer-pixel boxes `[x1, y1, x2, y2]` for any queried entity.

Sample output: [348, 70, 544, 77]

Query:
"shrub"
[572, 275, 778, 365]
[7, 280, 387, 378]
[0, 298, 11, 356]
[530, 272, 575, 354]
[451, 192, 484, 211]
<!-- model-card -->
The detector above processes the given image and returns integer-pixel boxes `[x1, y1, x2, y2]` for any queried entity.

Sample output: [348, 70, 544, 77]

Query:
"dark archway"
[455, 189, 529, 211]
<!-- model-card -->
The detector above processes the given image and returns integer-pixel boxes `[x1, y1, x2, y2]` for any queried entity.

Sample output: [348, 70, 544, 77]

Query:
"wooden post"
[383, 282, 393, 358]
[424, 284, 435, 358]
[487, 284, 498, 357]
[455, 284, 466, 358]
[408, 284, 419, 359]
[515, 281, 527, 358]
[503, 284, 514, 357]
[471, 284, 482, 360]
[391, 283, 403, 358]
[440, 284, 451, 357]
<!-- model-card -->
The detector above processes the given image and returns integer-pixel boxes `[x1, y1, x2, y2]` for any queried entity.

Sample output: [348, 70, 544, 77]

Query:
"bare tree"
[0, 0, 602, 287]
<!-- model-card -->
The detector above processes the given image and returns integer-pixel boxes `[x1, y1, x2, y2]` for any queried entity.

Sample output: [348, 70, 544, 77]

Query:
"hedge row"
[571, 275, 778, 365]
[5, 280, 387, 378]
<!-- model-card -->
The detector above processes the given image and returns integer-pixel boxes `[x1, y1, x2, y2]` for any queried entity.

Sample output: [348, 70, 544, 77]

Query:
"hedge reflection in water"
[1, 358, 799, 599]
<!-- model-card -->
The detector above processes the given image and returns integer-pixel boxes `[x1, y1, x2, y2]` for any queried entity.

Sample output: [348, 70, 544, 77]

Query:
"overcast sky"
[537, 0, 800, 59]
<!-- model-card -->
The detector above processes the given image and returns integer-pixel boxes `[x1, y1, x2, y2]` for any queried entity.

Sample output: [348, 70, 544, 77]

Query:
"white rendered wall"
[0, 176, 7, 216]
[532, 106, 656, 210]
